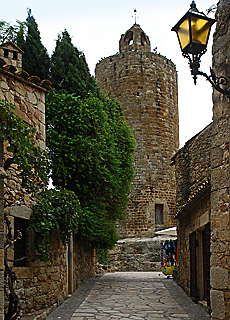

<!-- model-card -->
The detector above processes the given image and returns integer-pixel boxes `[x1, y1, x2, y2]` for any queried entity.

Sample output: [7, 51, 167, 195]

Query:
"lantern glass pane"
[191, 16, 210, 45]
[177, 18, 190, 50]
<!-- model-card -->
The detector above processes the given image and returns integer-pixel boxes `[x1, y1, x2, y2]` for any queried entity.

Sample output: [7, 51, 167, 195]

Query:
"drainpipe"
[68, 233, 74, 294]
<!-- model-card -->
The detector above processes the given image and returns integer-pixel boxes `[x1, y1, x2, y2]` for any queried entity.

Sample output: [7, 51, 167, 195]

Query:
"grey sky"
[2, 0, 216, 147]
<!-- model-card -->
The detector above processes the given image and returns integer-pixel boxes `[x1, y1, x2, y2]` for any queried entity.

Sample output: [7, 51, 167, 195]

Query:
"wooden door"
[205, 222, 211, 307]
[189, 231, 197, 301]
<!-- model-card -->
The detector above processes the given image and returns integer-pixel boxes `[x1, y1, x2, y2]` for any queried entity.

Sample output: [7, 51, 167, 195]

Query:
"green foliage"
[0, 100, 81, 259]
[77, 206, 119, 250]
[50, 30, 99, 98]
[0, 20, 27, 44]
[0, 100, 48, 195]
[0, 18, 135, 254]
[46, 90, 135, 249]
[96, 248, 110, 265]
[17, 9, 50, 80]
[29, 188, 80, 258]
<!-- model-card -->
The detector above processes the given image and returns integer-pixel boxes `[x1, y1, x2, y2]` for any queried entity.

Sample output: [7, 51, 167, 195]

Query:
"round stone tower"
[95, 24, 179, 239]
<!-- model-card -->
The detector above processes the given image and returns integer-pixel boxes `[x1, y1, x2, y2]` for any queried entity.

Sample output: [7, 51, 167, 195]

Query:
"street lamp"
[171, 0, 230, 97]
[172, 1, 230, 252]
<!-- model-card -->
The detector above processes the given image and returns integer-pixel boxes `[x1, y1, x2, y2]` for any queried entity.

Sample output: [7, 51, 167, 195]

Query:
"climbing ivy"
[0, 99, 48, 195]
[0, 100, 82, 260]
[46, 90, 135, 250]
[29, 188, 80, 260]
[1, 98, 135, 259]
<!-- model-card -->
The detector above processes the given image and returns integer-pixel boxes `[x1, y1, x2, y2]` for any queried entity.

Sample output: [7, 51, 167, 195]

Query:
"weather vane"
[132, 9, 139, 24]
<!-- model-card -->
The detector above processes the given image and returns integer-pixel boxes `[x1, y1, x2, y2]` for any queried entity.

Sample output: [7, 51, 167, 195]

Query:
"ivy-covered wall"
[0, 43, 96, 318]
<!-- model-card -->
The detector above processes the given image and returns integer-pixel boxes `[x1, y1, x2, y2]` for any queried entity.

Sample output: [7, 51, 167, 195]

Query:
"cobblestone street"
[47, 272, 210, 320]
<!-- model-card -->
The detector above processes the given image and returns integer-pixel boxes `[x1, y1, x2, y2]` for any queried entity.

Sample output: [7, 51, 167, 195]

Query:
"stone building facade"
[0, 42, 95, 318]
[95, 24, 179, 239]
[210, 1, 230, 318]
[172, 123, 212, 309]
[173, 1, 230, 318]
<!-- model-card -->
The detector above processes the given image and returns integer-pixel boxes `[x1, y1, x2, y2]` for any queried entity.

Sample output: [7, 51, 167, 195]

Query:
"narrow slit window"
[155, 204, 163, 225]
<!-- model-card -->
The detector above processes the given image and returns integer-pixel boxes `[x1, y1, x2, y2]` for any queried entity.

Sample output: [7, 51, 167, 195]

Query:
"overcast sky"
[2, 0, 217, 147]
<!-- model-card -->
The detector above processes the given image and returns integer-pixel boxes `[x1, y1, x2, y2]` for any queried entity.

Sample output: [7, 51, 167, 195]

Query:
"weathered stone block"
[211, 289, 225, 319]
[9, 205, 32, 220]
[37, 274, 47, 282]
[210, 266, 228, 289]
[13, 267, 33, 279]
[211, 165, 228, 191]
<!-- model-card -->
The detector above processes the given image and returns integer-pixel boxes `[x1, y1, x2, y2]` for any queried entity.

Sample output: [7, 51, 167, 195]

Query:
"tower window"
[13, 52, 18, 60]
[129, 39, 133, 46]
[3, 49, 8, 57]
[155, 204, 163, 225]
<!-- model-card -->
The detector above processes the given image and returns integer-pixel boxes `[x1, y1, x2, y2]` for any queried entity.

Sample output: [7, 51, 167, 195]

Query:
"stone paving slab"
[47, 272, 210, 320]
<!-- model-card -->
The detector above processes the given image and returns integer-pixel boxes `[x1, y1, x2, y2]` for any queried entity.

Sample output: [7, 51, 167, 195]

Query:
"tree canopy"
[0, 20, 27, 44]
[46, 91, 135, 249]
[0, 11, 50, 80]
[18, 9, 50, 80]
[50, 30, 99, 98]
[0, 13, 135, 252]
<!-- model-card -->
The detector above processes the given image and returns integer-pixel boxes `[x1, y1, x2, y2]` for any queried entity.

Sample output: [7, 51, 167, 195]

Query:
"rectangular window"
[13, 51, 18, 60]
[14, 217, 29, 267]
[3, 49, 8, 57]
[155, 204, 163, 225]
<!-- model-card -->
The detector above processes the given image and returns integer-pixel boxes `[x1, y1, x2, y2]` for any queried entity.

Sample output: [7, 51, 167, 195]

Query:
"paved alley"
[47, 272, 210, 320]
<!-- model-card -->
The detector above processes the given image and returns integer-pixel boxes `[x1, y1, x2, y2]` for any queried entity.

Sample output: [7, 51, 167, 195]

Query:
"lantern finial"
[190, 1, 198, 12]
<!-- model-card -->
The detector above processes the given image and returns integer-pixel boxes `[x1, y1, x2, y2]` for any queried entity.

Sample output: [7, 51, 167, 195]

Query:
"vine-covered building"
[0, 42, 95, 318]
[95, 24, 179, 238]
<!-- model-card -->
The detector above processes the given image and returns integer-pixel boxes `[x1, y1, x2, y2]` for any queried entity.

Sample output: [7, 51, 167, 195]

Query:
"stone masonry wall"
[173, 123, 212, 211]
[8, 234, 95, 316]
[73, 237, 96, 289]
[95, 49, 179, 238]
[210, 1, 230, 319]
[175, 191, 211, 298]
[0, 141, 5, 320]
[0, 56, 96, 316]
[0, 69, 47, 210]
[13, 232, 68, 314]
[107, 237, 169, 272]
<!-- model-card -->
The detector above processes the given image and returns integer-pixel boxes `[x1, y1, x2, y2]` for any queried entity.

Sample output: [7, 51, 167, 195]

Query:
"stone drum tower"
[95, 24, 179, 239]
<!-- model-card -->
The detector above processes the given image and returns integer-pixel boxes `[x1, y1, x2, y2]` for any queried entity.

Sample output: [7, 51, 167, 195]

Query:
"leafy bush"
[29, 188, 80, 258]
[46, 91, 135, 250]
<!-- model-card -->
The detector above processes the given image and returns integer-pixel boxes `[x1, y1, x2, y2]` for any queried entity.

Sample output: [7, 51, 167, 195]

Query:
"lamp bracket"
[198, 68, 230, 98]
[182, 52, 230, 97]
